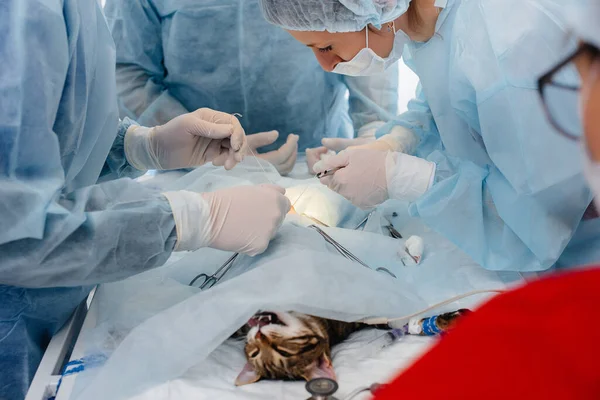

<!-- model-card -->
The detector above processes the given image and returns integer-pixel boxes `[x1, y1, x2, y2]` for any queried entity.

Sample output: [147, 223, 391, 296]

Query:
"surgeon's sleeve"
[343, 63, 400, 138]
[376, 83, 444, 156]
[101, 118, 147, 180]
[104, 0, 189, 126]
[397, 1, 591, 272]
[389, 85, 590, 271]
[0, 0, 177, 288]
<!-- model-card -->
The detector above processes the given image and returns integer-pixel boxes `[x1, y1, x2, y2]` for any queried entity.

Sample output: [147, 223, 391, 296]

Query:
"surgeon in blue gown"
[103, 0, 400, 175]
[260, 0, 600, 271]
[0, 1, 292, 398]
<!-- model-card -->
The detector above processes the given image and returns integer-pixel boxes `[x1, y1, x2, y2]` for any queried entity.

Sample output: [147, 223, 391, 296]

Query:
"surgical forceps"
[189, 253, 239, 290]
[355, 212, 402, 239]
[301, 214, 330, 227]
[385, 218, 403, 239]
[354, 212, 372, 230]
[309, 225, 398, 278]
[309, 225, 371, 269]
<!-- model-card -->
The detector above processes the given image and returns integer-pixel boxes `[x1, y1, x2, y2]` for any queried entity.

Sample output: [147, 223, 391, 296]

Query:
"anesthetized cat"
[234, 311, 364, 385]
[234, 309, 470, 385]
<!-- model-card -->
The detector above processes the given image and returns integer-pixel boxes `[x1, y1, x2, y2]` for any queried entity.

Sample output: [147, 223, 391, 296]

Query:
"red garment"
[374, 268, 600, 400]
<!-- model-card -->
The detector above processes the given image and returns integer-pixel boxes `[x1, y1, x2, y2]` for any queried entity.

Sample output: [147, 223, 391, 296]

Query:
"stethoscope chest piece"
[306, 378, 339, 400]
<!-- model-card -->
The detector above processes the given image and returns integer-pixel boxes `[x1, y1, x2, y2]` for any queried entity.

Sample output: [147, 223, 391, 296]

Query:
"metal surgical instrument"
[316, 166, 345, 179]
[354, 212, 372, 231]
[309, 225, 371, 269]
[302, 214, 330, 227]
[385, 218, 403, 239]
[309, 225, 397, 279]
[355, 213, 402, 239]
[189, 253, 239, 290]
[376, 267, 397, 278]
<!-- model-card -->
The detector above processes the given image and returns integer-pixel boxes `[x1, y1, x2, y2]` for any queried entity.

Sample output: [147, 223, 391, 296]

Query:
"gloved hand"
[124, 108, 247, 171]
[320, 120, 381, 152]
[321, 126, 419, 154]
[313, 149, 435, 209]
[162, 185, 291, 256]
[306, 146, 335, 174]
[320, 137, 376, 152]
[245, 131, 299, 175]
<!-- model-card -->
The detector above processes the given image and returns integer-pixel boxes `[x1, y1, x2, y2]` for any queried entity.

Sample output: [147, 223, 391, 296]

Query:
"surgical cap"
[259, 0, 411, 32]
[569, 0, 600, 48]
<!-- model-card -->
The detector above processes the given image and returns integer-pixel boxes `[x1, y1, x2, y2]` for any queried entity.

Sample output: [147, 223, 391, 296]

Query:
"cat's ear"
[235, 362, 261, 386]
[302, 354, 336, 382]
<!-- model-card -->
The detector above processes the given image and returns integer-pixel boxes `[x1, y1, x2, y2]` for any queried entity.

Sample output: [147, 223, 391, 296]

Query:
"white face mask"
[332, 22, 409, 77]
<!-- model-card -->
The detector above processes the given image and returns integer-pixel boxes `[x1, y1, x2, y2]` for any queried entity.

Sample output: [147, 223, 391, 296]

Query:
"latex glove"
[313, 149, 435, 209]
[321, 136, 375, 152]
[245, 131, 299, 175]
[162, 185, 291, 256]
[124, 108, 247, 171]
[322, 126, 419, 154]
[306, 146, 335, 174]
[320, 120, 381, 152]
[353, 126, 419, 154]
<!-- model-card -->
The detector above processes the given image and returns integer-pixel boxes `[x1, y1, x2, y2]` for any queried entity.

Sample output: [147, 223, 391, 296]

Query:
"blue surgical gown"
[0, 1, 177, 398]
[377, 0, 598, 271]
[103, 0, 399, 152]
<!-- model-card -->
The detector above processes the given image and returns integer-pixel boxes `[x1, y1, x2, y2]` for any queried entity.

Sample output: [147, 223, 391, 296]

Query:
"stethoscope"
[306, 378, 386, 400]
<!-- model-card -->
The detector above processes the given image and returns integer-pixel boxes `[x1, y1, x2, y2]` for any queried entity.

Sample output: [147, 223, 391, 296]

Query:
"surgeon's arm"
[405, 84, 591, 272]
[104, 0, 189, 126]
[396, 2, 590, 271]
[343, 64, 400, 139]
[0, 180, 177, 289]
[0, 0, 177, 288]
[372, 83, 443, 156]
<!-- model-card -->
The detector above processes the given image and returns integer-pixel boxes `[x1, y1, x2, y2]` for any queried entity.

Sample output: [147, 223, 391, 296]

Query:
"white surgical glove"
[245, 131, 299, 175]
[306, 146, 335, 174]
[313, 149, 435, 209]
[322, 125, 419, 154]
[162, 185, 291, 256]
[320, 121, 381, 152]
[124, 108, 247, 171]
[321, 136, 376, 152]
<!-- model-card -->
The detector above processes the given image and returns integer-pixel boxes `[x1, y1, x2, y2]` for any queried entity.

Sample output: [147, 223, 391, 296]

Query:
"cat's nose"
[255, 330, 270, 344]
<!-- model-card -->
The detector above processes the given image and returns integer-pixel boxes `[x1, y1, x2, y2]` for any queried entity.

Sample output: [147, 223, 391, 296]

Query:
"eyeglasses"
[538, 43, 599, 140]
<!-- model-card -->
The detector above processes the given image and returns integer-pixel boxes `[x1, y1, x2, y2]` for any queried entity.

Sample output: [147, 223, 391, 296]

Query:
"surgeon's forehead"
[287, 30, 348, 46]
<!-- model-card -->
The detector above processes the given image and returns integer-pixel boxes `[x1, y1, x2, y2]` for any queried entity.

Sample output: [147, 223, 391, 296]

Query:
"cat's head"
[235, 311, 336, 386]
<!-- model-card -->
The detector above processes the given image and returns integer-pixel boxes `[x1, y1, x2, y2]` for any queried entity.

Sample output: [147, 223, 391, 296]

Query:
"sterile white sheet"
[67, 158, 523, 400]
[127, 332, 434, 400]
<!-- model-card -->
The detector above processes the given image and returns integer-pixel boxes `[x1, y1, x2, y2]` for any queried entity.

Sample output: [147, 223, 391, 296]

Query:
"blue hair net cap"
[259, 0, 411, 32]
[569, 0, 600, 48]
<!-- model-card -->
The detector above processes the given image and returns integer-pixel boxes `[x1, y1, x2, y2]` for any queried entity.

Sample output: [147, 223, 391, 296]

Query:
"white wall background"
[397, 60, 419, 114]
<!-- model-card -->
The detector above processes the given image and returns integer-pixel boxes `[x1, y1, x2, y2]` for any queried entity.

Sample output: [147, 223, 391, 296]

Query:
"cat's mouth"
[248, 312, 286, 328]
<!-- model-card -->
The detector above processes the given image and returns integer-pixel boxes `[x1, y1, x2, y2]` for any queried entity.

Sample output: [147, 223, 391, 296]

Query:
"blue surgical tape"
[49, 354, 108, 400]
[421, 316, 442, 336]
